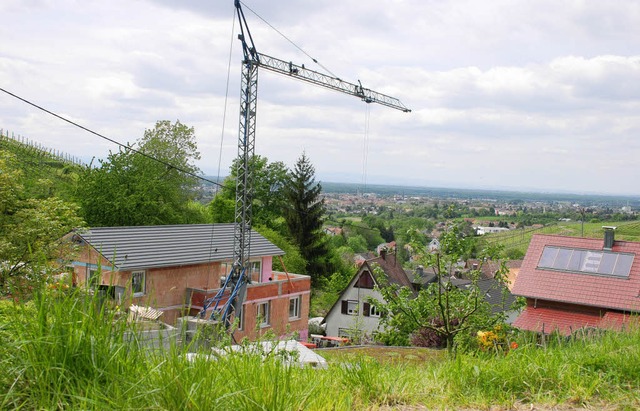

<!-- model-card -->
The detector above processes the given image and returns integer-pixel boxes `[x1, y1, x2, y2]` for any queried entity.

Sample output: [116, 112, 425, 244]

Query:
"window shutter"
[363, 302, 370, 317]
[341, 300, 348, 315]
[355, 271, 375, 289]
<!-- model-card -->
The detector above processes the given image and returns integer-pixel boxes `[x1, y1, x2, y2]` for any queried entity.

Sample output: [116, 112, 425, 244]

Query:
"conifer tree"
[283, 152, 329, 282]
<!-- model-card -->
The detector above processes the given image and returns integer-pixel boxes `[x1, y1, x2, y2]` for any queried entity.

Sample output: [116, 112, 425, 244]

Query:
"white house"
[323, 252, 413, 339]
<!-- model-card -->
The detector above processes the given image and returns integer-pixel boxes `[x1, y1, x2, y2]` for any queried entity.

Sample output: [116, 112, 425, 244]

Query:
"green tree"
[0, 152, 84, 297]
[209, 195, 235, 224]
[0, 151, 21, 221]
[211, 155, 288, 230]
[183, 201, 212, 224]
[362, 215, 395, 243]
[374, 225, 513, 353]
[343, 222, 385, 250]
[346, 234, 368, 253]
[282, 153, 329, 282]
[79, 120, 203, 226]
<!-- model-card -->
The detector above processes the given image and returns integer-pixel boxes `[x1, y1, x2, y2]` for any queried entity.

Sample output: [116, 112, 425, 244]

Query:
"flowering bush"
[476, 324, 517, 353]
[46, 281, 71, 299]
[476, 330, 501, 350]
[47, 283, 70, 291]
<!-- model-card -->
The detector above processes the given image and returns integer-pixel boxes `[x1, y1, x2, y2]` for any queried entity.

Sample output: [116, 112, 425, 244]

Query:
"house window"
[222, 261, 261, 281]
[250, 260, 261, 276]
[341, 300, 359, 316]
[131, 271, 145, 296]
[87, 268, 100, 288]
[236, 305, 244, 331]
[354, 271, 375, 289]
[289, 296, 301, 320]
[257, 301, 270, 327]
[363, 301, 382, 318]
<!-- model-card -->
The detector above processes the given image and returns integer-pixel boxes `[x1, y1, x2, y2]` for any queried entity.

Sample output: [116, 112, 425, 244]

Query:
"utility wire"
[361, 104, 371, 194]
[0, 87, 223, 188]
[0, 86, 381, 230]
[1, 89, 380, 238]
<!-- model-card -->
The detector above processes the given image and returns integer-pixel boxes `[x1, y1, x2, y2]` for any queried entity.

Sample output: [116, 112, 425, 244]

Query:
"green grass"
[2, 291, 640, 410]
[1, 134, 83, 201]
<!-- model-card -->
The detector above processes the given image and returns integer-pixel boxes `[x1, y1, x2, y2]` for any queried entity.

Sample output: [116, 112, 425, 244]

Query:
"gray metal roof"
[75, 224, 284, 270]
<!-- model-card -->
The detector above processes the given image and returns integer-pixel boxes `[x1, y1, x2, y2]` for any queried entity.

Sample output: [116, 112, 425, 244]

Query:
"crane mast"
[200, 0, 410, 328]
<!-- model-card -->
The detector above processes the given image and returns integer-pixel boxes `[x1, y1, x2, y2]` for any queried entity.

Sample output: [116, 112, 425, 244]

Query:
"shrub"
[410, 318, 460, 348]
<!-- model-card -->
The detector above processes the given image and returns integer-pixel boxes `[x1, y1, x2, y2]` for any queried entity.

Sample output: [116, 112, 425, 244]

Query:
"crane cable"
[361, 104, 371, 194]
[215, 9, 237, 195]
[239, 0, 338, 78]
[239, 0, 376, 200]
[205, 6, 239, 301]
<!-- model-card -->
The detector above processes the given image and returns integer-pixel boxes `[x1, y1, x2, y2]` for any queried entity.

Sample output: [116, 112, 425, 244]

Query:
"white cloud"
[1, 0, 640, 195]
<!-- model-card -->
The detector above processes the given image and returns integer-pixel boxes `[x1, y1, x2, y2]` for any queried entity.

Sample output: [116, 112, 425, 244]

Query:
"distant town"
[198, 178, 640, 219]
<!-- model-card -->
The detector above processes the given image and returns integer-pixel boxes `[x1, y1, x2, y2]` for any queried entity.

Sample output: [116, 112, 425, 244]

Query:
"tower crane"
[200, 0, 410, 328]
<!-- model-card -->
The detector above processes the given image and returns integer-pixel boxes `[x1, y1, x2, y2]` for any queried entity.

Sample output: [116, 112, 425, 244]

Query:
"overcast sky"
[2, 0, 640, 195]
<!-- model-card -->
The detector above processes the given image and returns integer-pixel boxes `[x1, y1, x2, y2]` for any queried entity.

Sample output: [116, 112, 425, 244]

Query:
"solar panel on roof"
[537, 246, 633, 278]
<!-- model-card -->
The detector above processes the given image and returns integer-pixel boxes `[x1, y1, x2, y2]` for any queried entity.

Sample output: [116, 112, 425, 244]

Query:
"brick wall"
[135, 263, 221, 308]
[190, 274, 311, 341]
[72, 243, 311, 341]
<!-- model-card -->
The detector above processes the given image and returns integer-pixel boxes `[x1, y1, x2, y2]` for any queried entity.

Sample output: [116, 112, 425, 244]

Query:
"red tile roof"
[368, 253, 413, 289]
[512, 234, 640, 312]
[466, 259, 522, 279]
[513, 306, 634, 335]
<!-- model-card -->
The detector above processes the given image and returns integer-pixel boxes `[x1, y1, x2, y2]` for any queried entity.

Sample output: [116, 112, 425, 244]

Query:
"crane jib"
[255, 53, 411, 113]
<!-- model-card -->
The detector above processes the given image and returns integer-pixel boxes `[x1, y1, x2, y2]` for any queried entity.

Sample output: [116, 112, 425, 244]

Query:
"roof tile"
[513, 306, 635, 335]
[512, 234, 640, 312]
[75, 224, 284, 270]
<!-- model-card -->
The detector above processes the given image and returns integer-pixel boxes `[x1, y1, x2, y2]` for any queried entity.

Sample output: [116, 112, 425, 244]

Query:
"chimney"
[380, 248, 387, 260]
[416, 265, 424, 278]
[603, 226, 616, 250]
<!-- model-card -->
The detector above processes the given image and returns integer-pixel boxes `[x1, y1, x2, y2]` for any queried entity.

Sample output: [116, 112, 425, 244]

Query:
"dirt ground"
[316, 345, 446, 365]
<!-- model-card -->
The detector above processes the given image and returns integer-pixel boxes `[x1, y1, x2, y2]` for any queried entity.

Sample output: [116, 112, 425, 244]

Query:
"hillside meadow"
[1, 289, 639, 410]
[484, 220, 640, 258]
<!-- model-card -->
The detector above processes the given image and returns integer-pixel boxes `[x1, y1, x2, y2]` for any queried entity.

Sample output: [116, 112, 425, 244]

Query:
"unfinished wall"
[70, 242, 309, 340]
[238, 274, 311, 341]
[139, 263, 221, 308]
[72, 246, 121, 288]
[189, 273, 311, 342]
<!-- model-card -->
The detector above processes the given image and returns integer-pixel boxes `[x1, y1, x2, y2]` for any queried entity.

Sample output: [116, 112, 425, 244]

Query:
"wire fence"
[0, 128, 85, 166]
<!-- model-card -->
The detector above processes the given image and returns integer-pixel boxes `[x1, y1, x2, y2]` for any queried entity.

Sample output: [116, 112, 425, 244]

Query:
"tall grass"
[0, 289, 148, 409]
[440, 328, 640, 408]
[1, 289, 639, 409]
